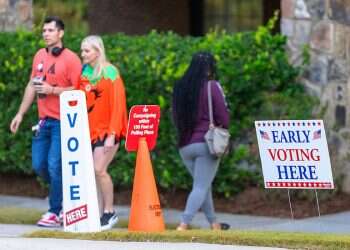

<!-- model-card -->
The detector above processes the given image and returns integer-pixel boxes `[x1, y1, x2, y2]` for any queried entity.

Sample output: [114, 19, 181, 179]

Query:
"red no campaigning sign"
[125, 105, 160, 152]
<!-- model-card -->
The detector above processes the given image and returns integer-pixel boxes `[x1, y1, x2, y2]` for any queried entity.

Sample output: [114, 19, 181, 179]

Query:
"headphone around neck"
[46, 46, 65, 57]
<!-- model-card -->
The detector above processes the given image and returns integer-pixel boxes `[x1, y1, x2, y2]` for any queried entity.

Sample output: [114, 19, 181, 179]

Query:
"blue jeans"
[32, 118, 62, 215]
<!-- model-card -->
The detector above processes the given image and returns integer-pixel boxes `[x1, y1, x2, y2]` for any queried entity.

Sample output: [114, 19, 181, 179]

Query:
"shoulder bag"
[204, 81, 230, 157]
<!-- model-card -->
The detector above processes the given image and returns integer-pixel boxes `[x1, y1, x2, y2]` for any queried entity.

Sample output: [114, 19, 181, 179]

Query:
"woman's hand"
[104, 134, 116, 153]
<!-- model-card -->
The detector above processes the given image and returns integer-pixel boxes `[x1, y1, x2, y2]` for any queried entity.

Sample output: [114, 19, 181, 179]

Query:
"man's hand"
[10, 113, 23, 134]
[32, 80, 53, 94]
[10, 80, 36, 134]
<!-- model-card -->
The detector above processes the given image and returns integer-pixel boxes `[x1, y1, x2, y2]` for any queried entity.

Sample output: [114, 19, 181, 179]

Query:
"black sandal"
[220, 222, 230, 230]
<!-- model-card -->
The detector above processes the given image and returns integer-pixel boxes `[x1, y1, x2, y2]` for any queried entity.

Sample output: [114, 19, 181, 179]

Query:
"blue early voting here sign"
[255, 120, 334, 189]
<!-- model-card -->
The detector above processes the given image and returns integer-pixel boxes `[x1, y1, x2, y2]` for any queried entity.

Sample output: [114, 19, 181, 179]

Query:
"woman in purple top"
[172, 52, 230, 230]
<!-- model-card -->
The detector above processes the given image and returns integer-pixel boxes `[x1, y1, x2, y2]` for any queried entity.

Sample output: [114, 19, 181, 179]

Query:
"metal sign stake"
[287, 189, 294, 220]
[314, 189, 321, 217]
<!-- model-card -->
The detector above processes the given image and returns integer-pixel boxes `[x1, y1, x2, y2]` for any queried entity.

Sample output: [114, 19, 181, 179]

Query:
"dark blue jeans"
[32, 118, 62, 215]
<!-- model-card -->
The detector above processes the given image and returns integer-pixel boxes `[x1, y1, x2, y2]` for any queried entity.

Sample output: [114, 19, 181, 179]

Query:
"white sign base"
[60, 90, 101, 232]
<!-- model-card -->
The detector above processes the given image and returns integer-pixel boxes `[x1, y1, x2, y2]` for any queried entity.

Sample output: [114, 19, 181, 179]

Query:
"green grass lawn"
[0, 207, 179, 229]
[0, 207, 43, 224]
[0, 206, 135, 228]
[2, 206, 350, 250]
[26, 230, 350, 250]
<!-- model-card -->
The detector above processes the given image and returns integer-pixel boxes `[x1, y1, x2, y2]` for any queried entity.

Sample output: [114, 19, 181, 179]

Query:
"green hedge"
[0, 22, 316, 197]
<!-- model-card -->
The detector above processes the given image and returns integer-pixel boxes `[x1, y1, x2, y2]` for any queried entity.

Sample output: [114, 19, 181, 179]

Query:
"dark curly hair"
[172, 52, 217, 144]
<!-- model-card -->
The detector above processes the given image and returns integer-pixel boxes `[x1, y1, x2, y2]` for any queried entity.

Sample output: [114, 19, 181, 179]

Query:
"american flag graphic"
[260, 130, 270, 140]
[313, 129, 321, 140]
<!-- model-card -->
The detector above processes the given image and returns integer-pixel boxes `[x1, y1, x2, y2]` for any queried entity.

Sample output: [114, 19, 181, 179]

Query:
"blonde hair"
[81, 35, 109, 80]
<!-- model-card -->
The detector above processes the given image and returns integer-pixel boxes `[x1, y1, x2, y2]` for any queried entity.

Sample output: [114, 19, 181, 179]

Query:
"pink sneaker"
[37, 212, 61, 227]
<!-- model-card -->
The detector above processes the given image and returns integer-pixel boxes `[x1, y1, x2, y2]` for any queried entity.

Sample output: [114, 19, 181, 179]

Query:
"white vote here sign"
[60, 90, 101, 232]
[255, 120, 334, 189]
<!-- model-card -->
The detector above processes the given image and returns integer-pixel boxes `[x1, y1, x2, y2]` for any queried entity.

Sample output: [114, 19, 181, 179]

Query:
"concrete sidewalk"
[1, 194, 350, 235]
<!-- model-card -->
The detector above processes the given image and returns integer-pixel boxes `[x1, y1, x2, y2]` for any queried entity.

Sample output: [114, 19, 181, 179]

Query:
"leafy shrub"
[0, 23, 316, 196]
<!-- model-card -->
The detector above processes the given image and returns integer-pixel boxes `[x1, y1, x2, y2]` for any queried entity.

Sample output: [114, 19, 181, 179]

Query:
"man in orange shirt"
[10, 16, 82, 227]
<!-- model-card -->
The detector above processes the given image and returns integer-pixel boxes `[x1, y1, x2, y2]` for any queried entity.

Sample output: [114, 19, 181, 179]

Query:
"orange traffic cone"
[128, 137, 165, 232]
